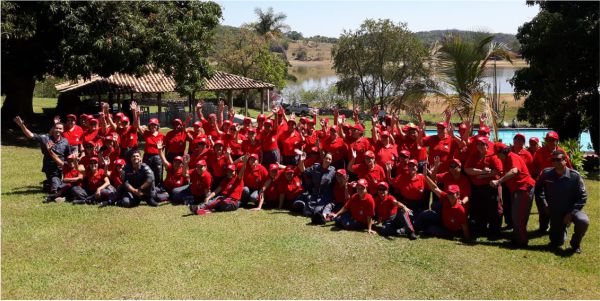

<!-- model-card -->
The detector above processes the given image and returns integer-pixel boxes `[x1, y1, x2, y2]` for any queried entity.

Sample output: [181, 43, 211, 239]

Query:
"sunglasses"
[551, 158, 563, 162]
[378, 187, 387, 191]
[449, 164, 459, 168]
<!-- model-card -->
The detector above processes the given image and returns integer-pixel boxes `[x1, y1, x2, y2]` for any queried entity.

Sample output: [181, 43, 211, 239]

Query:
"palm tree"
[432, 33, 513, 125]
[251, 7, 290, 63]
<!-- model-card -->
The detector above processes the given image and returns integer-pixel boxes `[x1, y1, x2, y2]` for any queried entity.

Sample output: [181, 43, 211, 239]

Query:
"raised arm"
[298, 151, 307, 173]
[157, 140, 170, 166]
[424, 174, 443, 198]
[13, 116, 34, 139]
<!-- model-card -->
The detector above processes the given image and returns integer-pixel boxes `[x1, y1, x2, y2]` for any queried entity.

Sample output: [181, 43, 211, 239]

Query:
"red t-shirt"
[82, 129, 100, 146]
[351, 163, 386, 194]
[117, 126, 138, 149]
[398, 139, 428, 162]
[532, 146, 572, 178]
[218, 175, 244, 200]
[223, 134, 245, 156]
[84, 169, 107, 192]
[436, 172, 471, 199]
[440, 192, 467, 232]
[260, 129, 279, 151]
[278, 130, 303, 156]
[109, 169, 123, 187]
[201, 118, 220, 139]
[333, 182, 351, 205]
[190, 169, 212, 197]
[188, 132, 207, 153]
[373, 141, 398, 167]
[206, 151, 228, 178]
[263, 174, 282, 204]
[423, 135, 457, 173]
[63, 164, 82, 187]
[464, 154, 503, 186]
[321, 136, 347, 162]
[163, 162, 188, 192]
[502, 152, 535, 192]
[63, 125, 84, 146]
[391, 173, 426, 201]
[100, 147, 120, 170]
[303, 132, 319, 150]
[143, 131, 164, 155]
[243, 164, 269, 190]
[277, 175, 304, 201]
[343, 193, 375, 225]
[164, 129, 188, 155]
[512, 147, 534, 176]
[348, 137, 372, 162]
[242, 139, 262, 156]
[375, 194, 399, 222]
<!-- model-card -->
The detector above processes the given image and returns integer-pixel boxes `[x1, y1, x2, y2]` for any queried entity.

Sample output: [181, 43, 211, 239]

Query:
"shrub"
[560, 138, 588, 178]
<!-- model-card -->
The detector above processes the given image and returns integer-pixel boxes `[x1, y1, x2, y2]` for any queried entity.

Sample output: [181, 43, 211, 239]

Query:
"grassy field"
[2, 143, 599, 299]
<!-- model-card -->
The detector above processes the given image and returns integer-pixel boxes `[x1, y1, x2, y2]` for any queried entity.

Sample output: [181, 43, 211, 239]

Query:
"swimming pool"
[423, 128, 594, 152]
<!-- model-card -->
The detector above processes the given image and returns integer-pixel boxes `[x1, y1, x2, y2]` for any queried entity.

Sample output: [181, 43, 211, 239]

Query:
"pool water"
[423, 128, 594, 152]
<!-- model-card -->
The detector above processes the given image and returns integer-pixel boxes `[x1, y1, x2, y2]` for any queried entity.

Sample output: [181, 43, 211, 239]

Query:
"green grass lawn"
[2, 144, 599, 299]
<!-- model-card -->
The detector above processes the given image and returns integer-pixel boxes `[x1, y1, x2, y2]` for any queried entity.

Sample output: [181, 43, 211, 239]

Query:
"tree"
[331, 19, 433, 111]
[285, 30, 303, 41]
[510, 1, 599, 153]
[248, 7, 290, 63]
[1, 1, 222, 122]
[432, 33, 513, 122]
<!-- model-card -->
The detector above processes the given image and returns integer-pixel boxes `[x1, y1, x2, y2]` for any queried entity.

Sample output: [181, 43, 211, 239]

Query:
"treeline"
[414, 29, 521, 52]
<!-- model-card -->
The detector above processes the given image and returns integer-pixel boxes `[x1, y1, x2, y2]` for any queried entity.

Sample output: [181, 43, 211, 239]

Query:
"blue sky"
[217, 1, 539, 37]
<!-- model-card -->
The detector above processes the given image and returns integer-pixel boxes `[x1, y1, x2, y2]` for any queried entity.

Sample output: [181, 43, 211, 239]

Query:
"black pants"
[470, 185, 502, 238]
[143, 153, 163, 188]
[116, 185, 160, 208]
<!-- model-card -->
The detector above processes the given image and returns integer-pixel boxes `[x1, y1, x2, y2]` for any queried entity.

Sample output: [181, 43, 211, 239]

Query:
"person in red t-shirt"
[431, 158, 471, 213]
[275, 166, 305, 209]
[375, 182, 417, 240]
[372, 130, 398, 169]
[346, 123, 372, 164]
[99, 135, 120, 171]
[397, 123, 427, 166]
[186, 121, 206, 154]
[116, 115, 139, 162]
[240, 154, 269, 207]
[188, 138, 209, 168]
[422, 175, 471, 241]
[164, 118, 188, 162]
[79, 141, 99, 170]
[332, 169, 352, 211]
[241, 127, 262, 159]
[82, 118, 101, 147]
[464, 136, 503, 239]
[223, 124, 245, 160]
[260, 119, 281, 168]
[43, 153, 83, 203]
[278, 119, 303, 166]
[206, 140, 233, 189]
[172, 159, 212, 205]
[72, 157, 116, 205]
[252, 164, 283, 210]
[348, 150, 386, 195]
[320, 125, 347, 169]
[136, 115, 165, 188]
[303, 146, 322, 168]
[388, 159, 428, 219]
[158, 142, 189, 195]
[491, 144, 536, 246]
[330, 179, 376, 234]
[527, 137, 540, 158]
[108, 158, 125, 189]
[422, 122, 460, 173]
[511, 133, 534, 175]
[195, 101, 221, 139]
[189, 155, 248, 214]
[63, 114, 84, 153]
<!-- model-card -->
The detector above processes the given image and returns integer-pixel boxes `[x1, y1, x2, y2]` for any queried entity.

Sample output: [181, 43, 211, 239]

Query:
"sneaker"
[43, 196, 55, 203]
[569, 245, 582, 254]
[55, 197, 66, 203]
[396, 228, 407, 236]
[98, 201, 111, 208]
[197, 208, 211, 215]
[72, 199, 86, 205]
[408, 232, 418, 240]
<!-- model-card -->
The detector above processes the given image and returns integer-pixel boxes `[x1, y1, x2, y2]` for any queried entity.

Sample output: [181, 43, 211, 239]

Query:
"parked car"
[285, 103, 312, 116]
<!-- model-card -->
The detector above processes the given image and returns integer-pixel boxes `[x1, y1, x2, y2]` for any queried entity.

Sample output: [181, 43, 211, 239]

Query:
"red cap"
[88, 156, 99, 164]
[307, 118, 316, 125]
[104, 135, 114, 141]
[365, 150, 375, 158]
[399, 150, 411, 158]
[300, 117, 308, 124]
[284, 166, 295, 173]
[264, 119, 274, 126]
[446, 184, 460, 194]
[89, 118, 99, 125]
[381, 131, 390, 137]
[226, 164, 237, 171]
[458, 123, 468, 131]
[149, 118, 160, 126]
[529, 137, 540, 143]
[269, 164, 279, 171]
[120, 116, 130, 123]
[546, 131, 559, 141]
[478, 126, 490, 134]
[287, 119, 297, 125]
[197, 160, 207, 166]
[229, 124, 239, 131]
[243, 117, 252, 124]
[114, 159, 126, 166]
[378, 182, 389, 190]
[115, 112, 124, 119]
[407, 159, 418, 166]
[494, 142, 508, 154]
[66, 114, 77, 121]
[80, 114, 90, 121]
[514, 133, 525, 141]
[353, 123, 364, 132]
[247, 127, 257, 133]
[223, 120, 232, 126]
[330, 125, 338, 132]
[249, 153, 259, 160]
[322, 117, 329, 124]
[450, 158, 462, 167]
[406, 123, 418, 130]
[309, 146, 319, 154]
[173, 156, 183, 162]
[197, 138, 208, 145]
[336, 169, 347, 175]
[257, 114, 266, 121]
[208, 113, 216, 119]
[437, 121, 448, 128]
[342, 123, 350, 130]
[356, 178, 369, 188]
[193, 121, 202, 128]
[172, 118, 183, 126]
[213, 140, 224, 146]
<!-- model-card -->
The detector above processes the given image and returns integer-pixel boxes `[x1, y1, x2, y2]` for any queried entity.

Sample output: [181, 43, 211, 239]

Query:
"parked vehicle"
[285, 103, 312, 116]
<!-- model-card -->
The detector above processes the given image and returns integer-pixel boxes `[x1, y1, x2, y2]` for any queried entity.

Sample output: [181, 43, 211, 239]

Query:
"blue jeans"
[241, 187, 260, 206]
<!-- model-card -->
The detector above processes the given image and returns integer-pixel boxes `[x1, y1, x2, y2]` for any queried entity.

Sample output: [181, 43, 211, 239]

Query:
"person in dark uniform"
[114, 150, 161, 208]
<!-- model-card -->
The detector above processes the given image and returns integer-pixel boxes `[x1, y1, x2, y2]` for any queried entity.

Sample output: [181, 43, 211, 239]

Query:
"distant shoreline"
[289, 58, 528, 69]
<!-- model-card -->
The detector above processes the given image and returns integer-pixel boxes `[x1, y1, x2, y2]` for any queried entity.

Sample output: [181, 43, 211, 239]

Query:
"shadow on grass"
[475, 239, 576, 257]
[3, 185, 43, 196]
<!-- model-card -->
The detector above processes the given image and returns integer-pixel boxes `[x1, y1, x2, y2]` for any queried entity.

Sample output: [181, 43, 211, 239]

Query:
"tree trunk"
[1, 75, 36, 125]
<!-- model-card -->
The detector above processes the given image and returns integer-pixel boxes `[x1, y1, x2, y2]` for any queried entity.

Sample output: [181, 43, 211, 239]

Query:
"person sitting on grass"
[171, 159, 212, 206]
[108, 159, 125, 189]
[188, 155, 248, 215]
[250, 164, 282, 211]
[72, 157, 116, 205]
[420, 174, 471, 241]
[43, 152, 82, 203]
[329, 179, 376, 234]
[113, 150, 162, 208]
[240, 154, 269, 208]
[374, 182, 417, 240]
[157, 140, 188, 196]
[275, 166, 305, 210]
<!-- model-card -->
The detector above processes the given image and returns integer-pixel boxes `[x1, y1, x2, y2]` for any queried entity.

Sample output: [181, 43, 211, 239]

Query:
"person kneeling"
[375, 182, 417, 240]
[330, 179, 376, 234]
[189, 155, 247, 215]
[421, 174, 471, 241]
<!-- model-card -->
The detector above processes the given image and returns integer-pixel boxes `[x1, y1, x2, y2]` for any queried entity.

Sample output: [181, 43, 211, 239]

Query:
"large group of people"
[13, 99, 589, 253]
